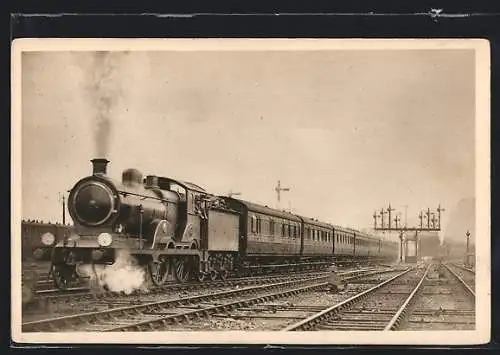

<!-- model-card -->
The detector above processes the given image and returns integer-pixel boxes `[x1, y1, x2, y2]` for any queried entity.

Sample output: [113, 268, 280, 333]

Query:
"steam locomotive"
[33, 159, 399, 289]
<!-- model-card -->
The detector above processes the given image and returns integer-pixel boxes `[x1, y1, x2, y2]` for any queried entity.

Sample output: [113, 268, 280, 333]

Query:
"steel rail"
[452, 263, 475, 275]
[22, 274, 328, 332]
[108, 281, 327, 331]
[106, 268, 399, 332]
[282, 267, 413, 331]
[29, 268, 379, 306]
[443, 263, 475, 298]
[383, 264, 431, 330]
[23, 268, 391, 332]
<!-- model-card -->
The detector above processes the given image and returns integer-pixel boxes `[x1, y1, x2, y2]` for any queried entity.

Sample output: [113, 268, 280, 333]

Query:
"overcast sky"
[21, 48, 476, 242]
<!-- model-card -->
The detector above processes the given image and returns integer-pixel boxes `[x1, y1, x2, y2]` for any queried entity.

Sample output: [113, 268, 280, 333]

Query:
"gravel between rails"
[400, 263, 475, 331]
[22, 267, 394, 332]
[22, 267, 380, 323]
[23, 274, 332, 332]
[118, 268, 407, 331]
[446, 263, 475, 294]
[288, 267, 426, 331]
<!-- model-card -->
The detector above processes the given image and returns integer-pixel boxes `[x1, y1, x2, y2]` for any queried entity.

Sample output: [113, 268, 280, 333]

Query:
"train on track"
[30, 158, 399, 289]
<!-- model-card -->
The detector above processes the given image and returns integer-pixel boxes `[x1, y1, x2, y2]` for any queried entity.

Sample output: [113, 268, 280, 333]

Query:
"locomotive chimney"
[91, 158, 110, 175]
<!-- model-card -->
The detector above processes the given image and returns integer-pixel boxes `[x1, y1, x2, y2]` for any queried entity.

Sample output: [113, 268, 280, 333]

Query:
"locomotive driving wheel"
[51, 264, 76, 290]
[173, 257, 191, 283]
[148, 257, 170, 286]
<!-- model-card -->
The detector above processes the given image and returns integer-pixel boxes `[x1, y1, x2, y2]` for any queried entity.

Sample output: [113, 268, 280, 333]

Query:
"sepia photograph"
[11, 38, 490, 345]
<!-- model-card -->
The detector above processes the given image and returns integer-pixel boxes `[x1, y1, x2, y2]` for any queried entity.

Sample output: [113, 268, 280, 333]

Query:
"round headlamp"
[97, 232, 113, 247]
[40, 232, 56, 246]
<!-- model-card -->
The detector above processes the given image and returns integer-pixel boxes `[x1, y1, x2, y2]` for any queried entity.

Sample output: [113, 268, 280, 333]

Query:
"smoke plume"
[78, 51, 129, 157]
[78, 249, 147, 294]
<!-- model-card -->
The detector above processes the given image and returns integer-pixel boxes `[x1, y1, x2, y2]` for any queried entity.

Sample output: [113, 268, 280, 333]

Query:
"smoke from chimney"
[77, 51, 129, 158]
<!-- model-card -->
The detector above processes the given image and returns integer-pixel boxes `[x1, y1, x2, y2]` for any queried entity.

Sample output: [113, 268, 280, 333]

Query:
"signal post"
[373, 204, 444, 263]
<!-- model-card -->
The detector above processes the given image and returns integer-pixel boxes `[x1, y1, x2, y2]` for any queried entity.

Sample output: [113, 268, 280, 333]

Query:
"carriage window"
[293, 225, 297, 238]
[256, 218, 262, 234]
[269, 219, 275, 235]
[251, 215, 256, 233]
[282, 223, 285, 237]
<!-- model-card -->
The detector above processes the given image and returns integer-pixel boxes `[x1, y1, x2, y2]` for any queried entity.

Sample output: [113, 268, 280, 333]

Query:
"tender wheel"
[51, 264, 75, 290]
[219, 269, 228, 281]
[208, 270, 217, 281]
[173, 257, 191, 283]
[148, 258, 170, 286]
[197, 272, 206, 283]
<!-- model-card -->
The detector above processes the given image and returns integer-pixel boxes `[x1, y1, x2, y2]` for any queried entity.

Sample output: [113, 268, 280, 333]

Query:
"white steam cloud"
[78, 249, 147, 294]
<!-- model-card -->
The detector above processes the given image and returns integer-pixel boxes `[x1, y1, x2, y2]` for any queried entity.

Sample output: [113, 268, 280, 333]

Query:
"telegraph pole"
[275, 180, 290, 208]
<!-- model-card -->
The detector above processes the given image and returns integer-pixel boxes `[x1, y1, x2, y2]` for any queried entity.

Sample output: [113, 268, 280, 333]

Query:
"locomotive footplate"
[134, 249, 202, 256]
[50, 246, 115, 264]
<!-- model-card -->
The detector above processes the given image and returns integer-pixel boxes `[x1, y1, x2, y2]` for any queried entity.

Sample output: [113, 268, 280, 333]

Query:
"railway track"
[445, 263, 475, 295]
[146, 267, 410, 331]
[282, 265, 427, 331]
[25, 266, 380, 307]
[22, 267, 394, 332]
[400, 263, 475, 330]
